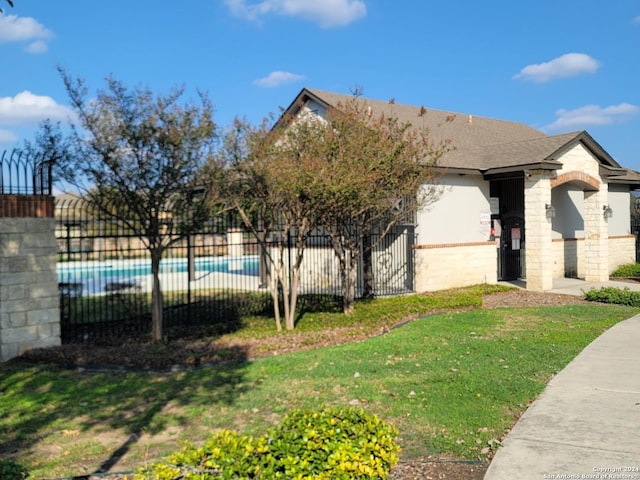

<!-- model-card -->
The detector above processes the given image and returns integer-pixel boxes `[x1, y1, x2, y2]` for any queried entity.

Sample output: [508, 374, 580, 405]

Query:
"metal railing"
[56, 196, 415, 344]
[1, 149, 53, 196]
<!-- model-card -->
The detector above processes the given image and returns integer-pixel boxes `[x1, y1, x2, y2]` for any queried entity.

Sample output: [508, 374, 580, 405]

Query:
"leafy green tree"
[221, 116, 323, 330]
[49, 68, 219, 340]
[226, 96, 449, 320]
[308, 97, 450, 314]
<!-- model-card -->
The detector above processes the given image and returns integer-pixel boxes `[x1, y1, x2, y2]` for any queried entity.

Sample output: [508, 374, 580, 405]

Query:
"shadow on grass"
[4, 293, 260, 477]
[1, 345, 250, 477]
[294, 294, 343, 326]
[62, 290, 274, 344]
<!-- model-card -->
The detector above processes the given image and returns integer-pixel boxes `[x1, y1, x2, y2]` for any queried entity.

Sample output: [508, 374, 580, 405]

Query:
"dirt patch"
[481, 289, 591, 309]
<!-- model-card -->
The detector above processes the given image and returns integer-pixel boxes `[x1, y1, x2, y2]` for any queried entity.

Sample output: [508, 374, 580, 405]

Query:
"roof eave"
[483, 161, 563, 176]
[608, 177, 640, 186]
[433, 166, 482, 176]
[546, 131, 620, 168]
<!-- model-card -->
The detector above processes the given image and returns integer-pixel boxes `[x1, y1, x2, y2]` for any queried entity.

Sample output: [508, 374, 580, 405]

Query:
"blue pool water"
[57, 256, 260, 296]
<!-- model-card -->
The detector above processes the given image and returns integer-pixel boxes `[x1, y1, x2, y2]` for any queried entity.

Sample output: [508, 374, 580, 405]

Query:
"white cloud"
[225, 0, 366, 28]
[633, 16, 640, 24]
[25, 40, 49, 54]
[0, 14, 53, 42]
[0, 91, 75, 126]
[0, 14, 53, 53]
[543, 103, 640, 131]
[513, 53, 600, 83]
[253, 71, 305, 88]
[0, 129, 17, 143]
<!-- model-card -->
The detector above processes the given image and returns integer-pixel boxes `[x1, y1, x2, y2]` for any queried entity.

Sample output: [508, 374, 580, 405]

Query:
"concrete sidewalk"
[484, 280, 640, 480]
[548, 277, 640, 296]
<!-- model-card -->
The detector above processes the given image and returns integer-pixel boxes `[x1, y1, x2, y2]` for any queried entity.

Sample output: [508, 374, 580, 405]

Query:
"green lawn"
[1, 291, 637, 479]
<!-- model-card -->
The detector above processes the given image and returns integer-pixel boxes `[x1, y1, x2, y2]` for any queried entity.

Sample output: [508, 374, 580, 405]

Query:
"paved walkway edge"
[484, 313, 640, 480]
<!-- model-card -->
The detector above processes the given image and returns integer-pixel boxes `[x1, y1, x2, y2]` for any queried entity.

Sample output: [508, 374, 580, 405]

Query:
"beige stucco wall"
[416, 174, 491, 244]
[413, 141, 635, 292]
[414, 243, 497, 292]
[608, 185, 632, 236]
[550, 180, 631, 240]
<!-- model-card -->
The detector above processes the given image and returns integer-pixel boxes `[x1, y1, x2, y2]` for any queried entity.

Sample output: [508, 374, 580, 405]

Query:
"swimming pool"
[57, 255, 260, 296]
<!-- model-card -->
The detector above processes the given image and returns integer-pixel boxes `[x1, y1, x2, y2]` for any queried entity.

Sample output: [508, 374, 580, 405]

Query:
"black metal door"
[500, 214, 524, 280]
[490, 177, 525, 281]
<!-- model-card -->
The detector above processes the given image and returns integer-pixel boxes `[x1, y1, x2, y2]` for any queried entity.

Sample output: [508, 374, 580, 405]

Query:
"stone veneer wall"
[551, 236, 635, 279]
[0, 195, 60, 361]
[608, 235, 636, 273]
[552, 239, 583, 279]
[524, 171, 554, 291]
[414, 242, 497, 292]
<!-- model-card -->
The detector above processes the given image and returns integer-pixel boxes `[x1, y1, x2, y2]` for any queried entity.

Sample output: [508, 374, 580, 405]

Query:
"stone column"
[583, 189, 609, 282]
[0, 195, 60, 361]
[524, 171, 554, 291]
[227, 228, 245, 272]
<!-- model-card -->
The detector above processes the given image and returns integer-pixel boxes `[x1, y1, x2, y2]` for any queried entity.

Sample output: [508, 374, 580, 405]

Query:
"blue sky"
[2, 0, 640, 170]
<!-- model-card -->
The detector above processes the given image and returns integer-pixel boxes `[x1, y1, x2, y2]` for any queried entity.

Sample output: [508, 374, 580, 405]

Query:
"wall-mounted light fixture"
[603, 205, 613, 219]
[545, 203, 555, 219]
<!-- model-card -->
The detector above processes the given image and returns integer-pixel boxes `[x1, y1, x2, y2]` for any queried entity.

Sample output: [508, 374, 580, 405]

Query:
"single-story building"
[281, 88, 640, 292]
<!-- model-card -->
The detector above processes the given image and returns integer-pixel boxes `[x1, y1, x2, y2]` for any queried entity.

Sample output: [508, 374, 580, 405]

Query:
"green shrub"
[611, 263, 640, 278]
[137, 430, 266, 479]
[135, 406, 400, 479]
[0, 459, 29, 480]
[584, 286, 640, 306]
[267, 407, 400, 479]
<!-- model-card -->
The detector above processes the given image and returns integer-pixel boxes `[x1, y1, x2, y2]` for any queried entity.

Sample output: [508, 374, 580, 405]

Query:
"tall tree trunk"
[277, 244, 289, 331]
[268, 266, 283, 332]
[286, 263, 301, 330]
[281, 273, 291, 331]
[362, 232, 374, 299]
[328, 234, 357, 315]
[341, 249, 357, 315]
[150, 248, 164, 341]
[271, 288, 282, 331]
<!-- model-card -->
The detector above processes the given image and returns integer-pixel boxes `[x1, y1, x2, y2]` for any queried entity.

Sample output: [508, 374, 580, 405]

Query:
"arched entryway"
[491, 169, 610, 291]
[545, 170, 609, 284]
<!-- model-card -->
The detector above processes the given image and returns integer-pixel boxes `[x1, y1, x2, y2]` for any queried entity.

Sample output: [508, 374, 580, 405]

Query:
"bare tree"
[52, 68, 219, 341]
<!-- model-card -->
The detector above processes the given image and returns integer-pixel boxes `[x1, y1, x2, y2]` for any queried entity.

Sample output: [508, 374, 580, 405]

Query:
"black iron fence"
[633, 198, 640, 262]
[1, 149, 53, 195]
[633, 218, 640, 263]
[56, 196, 415, 344]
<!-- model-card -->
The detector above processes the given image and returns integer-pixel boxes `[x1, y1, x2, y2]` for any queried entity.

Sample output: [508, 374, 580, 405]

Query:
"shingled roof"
[285, 88, 640, 184]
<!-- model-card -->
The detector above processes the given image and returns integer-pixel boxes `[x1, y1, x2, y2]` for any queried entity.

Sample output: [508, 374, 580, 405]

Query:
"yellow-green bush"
[135, 406, 400, 479]
[0, 459, 29, 480]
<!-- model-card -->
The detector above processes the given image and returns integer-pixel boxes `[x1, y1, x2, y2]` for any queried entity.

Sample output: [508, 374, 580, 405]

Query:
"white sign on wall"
[480, 212, 491, 235]
[489, 197, 500, 215]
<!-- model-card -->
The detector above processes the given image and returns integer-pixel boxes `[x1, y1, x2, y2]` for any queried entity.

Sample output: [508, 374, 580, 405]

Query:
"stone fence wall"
[0, 195, 60, 361]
